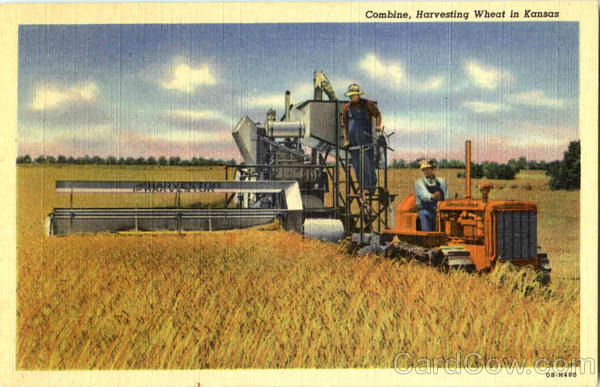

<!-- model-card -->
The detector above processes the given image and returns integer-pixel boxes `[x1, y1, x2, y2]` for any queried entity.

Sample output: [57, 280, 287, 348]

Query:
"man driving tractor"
[415, 159, 449, 231]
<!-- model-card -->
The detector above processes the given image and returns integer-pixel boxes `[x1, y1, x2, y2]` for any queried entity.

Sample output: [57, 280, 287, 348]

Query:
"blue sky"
[18, 22, 578, 162]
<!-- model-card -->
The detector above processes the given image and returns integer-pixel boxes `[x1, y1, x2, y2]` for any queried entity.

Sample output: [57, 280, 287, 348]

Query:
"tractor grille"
[496, 211, 537, 259]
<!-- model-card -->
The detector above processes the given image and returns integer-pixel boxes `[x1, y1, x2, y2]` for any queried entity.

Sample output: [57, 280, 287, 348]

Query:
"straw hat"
[419, 159, 436, 170]
[344, 83, 364, 97]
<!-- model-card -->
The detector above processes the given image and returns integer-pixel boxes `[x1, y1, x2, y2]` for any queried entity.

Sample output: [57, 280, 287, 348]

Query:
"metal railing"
[225, 139, 392, 240]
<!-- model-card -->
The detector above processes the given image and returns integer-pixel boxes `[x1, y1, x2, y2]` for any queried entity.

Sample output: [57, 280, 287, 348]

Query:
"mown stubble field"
[17, 165, 580, 369]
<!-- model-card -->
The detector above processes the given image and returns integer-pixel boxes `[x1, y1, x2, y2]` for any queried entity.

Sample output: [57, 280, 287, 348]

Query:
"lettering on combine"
[133, 182, 217, 193]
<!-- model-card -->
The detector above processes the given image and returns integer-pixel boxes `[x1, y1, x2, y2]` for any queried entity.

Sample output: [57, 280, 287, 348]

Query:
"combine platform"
[47, 180, 303, 235]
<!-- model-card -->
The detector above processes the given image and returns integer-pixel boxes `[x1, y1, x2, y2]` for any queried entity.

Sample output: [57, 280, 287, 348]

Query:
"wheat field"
[17, 164, 580, 369]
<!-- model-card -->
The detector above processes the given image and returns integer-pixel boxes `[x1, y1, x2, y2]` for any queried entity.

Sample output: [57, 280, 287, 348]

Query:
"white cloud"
[245, 83, 313, 108]
[291, 82, 315, 97]
[245, 93, 286, 109]
[359, 53, 406, 85]
[359, 53, 444, 92]
[385, 112, 452, 134]
[147, 128, 230, 144]
[18, 123, 114, 143]
[30, 82, 99, 111]
[464, 60, 511, 89]
[330, 77, 356, 95]
[165, 109, 230, 124]
[506, 134, 571, 148]
[245, 75, 400, 107]
[510, 90, 565, 108]
[412, 75, 445, 92]
[463, 90, 565, 115]
[160, 62, 216, 93]
[463, 100, 507, 114]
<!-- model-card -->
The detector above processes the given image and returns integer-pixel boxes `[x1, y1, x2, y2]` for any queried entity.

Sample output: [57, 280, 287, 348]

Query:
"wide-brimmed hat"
[419, 159, 436, 170]
[344, 83, 364, 97]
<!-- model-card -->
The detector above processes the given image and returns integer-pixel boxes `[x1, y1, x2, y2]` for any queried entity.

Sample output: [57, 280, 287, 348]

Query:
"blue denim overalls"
[348, 100, 376, 193]
[418, 178, 444, 231]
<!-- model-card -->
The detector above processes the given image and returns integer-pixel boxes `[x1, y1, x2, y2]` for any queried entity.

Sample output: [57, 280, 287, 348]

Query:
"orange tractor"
[370, 141, 551, 278]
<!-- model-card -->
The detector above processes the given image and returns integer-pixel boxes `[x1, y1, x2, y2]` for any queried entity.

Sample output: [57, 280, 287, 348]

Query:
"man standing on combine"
[415, 159, 449, 231]
[342, 83, 382, 196]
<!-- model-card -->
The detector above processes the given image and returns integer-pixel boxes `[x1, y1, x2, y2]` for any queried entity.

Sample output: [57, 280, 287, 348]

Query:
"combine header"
[46, 71, 551, 279]
[48, 180, 303, 235]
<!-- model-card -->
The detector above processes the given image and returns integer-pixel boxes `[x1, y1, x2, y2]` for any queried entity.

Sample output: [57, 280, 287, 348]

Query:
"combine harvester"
[47, 72, 551, 278]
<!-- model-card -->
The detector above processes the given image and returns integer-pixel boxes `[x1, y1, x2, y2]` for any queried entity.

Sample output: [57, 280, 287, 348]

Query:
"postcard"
[0, 1, 597, 386]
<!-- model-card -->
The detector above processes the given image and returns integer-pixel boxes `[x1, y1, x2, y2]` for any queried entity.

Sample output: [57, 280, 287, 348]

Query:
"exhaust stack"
[465, 140, 472, 199]
[284, 90, 291, 121]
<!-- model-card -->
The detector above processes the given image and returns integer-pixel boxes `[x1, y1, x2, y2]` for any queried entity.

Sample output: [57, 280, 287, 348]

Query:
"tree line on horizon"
[20, 153, 545, 171]
[15, 140, 580, 190]
[390, 156, 554, 172]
